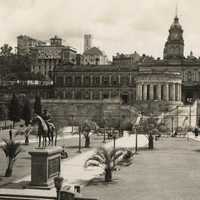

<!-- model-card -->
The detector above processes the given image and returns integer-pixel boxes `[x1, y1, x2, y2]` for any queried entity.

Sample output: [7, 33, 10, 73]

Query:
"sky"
[0, 0, 200, 59]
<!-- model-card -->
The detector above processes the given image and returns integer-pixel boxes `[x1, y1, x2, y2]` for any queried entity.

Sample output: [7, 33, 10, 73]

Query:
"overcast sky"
[0, 0, 200, 59]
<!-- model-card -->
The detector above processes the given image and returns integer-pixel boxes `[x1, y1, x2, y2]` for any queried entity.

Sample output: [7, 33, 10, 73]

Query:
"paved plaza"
[2, 132, 200, 199]
[82, 137, 200, 200]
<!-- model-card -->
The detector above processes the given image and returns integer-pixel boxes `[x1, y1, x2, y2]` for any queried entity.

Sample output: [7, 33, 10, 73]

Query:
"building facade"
[52, 14, 200, 106]
[30, 36, 77, 79]
[82, 47, 109, 65]
[112, 51, 141, 65]
[17, 35, 46, 56]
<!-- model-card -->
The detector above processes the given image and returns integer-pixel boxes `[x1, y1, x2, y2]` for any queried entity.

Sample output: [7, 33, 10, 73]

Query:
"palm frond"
[1, 138, 22, 159]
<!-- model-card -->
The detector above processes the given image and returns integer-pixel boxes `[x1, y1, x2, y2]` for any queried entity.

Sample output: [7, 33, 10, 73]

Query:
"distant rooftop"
[83, 47, 104, 56]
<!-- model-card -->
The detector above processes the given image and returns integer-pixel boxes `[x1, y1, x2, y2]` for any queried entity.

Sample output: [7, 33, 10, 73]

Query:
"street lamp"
[171, 116, 174, 134]
[103, 127, 106, 143]
[54, 175, 64, 200]
[77, 125, 82, 153]
[113, 130, 116, 169]
[176, 105, 179, 130]
[187, 98, 193, 128]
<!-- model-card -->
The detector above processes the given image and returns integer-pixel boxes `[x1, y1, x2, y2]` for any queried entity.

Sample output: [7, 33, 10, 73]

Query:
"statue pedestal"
[29, 147, 62, 188]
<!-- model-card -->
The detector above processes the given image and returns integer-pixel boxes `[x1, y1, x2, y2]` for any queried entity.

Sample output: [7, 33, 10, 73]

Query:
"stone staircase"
[0, 193, 97, 200]
[163, 100, 198, 133]
[0, 194, 55, 200]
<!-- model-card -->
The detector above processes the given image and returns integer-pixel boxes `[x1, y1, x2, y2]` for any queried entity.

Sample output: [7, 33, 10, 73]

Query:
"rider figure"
[42, 109, 51, 132]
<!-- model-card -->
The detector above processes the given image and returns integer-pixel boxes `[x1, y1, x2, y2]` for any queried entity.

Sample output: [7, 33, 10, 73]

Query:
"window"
[75, 76, 81, 86]
[93, 91, 100, 100]
[187, 71, 192, 81]
[111, 76, 118, 86]
[120, 76, 129, 86]
[74, 90, 81, 99]
[93, 76, 100, 86]
[65, 90, 72, 99]
[102, 76, 109, 86]
[84, 76, 90, 86]
[65, 76, 72, 86]
[56, 76, 64, 87]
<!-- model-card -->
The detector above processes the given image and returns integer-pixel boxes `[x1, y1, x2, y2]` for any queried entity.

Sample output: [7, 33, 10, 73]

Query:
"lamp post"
[103, 128, 106, 143]
[71, 115, 74, 134]
[187, 98, 193, 128]
[135, 127, 138, 154]
[113, 130, 116, 169]
[77, 125, 82, 153]
[171, 116, 174, 134]
[176, 105, 179, 130]
[54, 176, 64, 200]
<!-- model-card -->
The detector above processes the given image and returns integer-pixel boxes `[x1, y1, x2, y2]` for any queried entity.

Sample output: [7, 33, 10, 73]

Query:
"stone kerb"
[29, 146, 62, 188]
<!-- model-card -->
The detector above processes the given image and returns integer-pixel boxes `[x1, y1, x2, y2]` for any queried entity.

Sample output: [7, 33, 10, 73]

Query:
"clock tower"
[163, 14, 184, 59]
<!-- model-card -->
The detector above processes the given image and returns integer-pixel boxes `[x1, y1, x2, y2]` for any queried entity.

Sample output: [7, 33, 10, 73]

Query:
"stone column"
[175, 83, 179, 101]
[63, 90, 66, 99]
[136, 84, 139, 101]
[99, 91, 103, 100]
[100, 75, 102, 86]
[129, 73, 132, 86]
[118, 74, 121, 86]
[143, 84, 147, 101]
[149, 84, 154, 100]
[90, 90, 93, 100]
[90, 75, 93, 86]
[164, 84, 169, 101]
[138, 84, 143, 100]
[72, 90, 75, 99]
[179, 84, 182, 101]
[172, 83, 176, 101]
[109, 75, 112, 86]
[109, 90, 112, 99]
[72, 75, 75, 87]
[81, 74, 84, 86]
[157, 84, 161, 100]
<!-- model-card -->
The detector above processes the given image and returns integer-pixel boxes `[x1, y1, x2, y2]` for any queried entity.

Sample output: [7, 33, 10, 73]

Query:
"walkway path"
[82, 137, 200, 200]
[0, 134, 148, 198]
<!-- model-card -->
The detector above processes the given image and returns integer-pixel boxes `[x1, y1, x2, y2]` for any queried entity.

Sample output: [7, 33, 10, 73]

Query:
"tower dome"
[163, 13, 184, 60]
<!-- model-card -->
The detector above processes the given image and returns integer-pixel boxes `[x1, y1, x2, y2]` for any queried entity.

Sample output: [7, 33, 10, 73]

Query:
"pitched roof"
[83, 47, 103, 56]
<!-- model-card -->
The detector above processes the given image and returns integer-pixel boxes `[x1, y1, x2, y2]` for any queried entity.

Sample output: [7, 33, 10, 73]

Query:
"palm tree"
[85, 147, 133, 182]
[80, 120, 99, 148]
[1, 139, 23, 177]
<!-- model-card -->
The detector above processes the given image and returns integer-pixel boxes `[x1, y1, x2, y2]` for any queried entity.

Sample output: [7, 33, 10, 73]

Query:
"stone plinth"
[29, 147, 62, 188]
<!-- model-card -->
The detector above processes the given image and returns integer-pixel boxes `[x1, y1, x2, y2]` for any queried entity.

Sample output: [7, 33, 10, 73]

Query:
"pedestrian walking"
[9, 129, 12, 140]
[194, 127, 198, 137]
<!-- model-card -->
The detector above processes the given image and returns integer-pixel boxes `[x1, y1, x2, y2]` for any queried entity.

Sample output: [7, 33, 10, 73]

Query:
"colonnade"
[136, 82, 182, 101]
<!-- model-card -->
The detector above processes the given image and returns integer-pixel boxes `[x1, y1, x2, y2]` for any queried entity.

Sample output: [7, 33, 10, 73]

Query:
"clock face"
[173, 33, 178, 39]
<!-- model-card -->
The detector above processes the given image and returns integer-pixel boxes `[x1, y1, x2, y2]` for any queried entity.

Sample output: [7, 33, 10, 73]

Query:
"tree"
[1, 139, 23, 177]
[22, 96, 32, 126]
[80, 120, 99, 148]
[85, 147, 133, 182]
[34, 95, 42, 115]
[8, 94, 21, 127]
[0, 104, 8, 127]
[0, 44, 13, 57]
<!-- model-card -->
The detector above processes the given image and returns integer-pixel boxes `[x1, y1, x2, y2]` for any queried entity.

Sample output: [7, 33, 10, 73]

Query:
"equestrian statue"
[32, 110, 57, 148]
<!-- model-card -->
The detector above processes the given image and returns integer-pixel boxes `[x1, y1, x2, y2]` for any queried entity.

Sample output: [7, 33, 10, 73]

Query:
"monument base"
[29, 146, 62, 189]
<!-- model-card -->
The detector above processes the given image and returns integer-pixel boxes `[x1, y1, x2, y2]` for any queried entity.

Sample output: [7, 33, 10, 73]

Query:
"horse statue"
[32, 114, 56, 147]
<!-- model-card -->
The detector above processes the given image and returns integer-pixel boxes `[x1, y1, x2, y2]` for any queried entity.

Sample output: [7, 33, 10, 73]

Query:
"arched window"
[187, 71, 192, 81]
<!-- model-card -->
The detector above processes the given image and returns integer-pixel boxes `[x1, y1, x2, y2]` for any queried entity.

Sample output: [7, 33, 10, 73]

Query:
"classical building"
[82, 47, 109, 65]
[112, 51, 141, 65]
[17, 35, 46, 56]
[52, 13, 200, 107]
[53, 64, 137, 105]
[30, 36, 77, 79]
